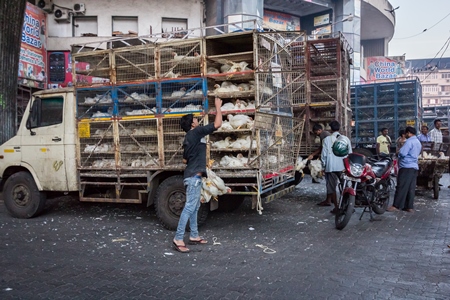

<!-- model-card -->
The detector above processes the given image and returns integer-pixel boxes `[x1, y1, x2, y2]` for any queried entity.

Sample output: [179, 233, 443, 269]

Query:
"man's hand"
[214, 97, 223, 109]
[307, 155, 313, 160]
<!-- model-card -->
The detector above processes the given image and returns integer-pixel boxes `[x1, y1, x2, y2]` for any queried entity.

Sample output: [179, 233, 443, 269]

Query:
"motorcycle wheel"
[371, 181, 390, 215]
[335, 194, 355, 230]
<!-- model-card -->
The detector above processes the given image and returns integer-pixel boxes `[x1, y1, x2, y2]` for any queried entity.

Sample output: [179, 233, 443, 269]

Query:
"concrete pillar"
[334, 0, 361, 84]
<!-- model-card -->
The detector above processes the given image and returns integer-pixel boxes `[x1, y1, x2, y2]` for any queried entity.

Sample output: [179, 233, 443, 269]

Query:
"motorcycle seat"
[372, 158, 392, 168]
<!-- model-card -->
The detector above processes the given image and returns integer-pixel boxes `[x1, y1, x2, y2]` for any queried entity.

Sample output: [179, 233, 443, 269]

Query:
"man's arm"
[307, 147, 321, 160]
[321, 137, 329, 169]
[376, 143, 381, 155]
[214, 97, 223, 129]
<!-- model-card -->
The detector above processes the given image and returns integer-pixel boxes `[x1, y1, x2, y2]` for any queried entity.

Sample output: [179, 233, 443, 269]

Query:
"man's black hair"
[180, 114, 194, 133]
[434, 119, 442, 125]
[329, 120, 340, 132]
[381, 127, 388, 132]
[312, 123, 323, 132]
[399, 129, 405, 136]
[405, 126, 416, 135]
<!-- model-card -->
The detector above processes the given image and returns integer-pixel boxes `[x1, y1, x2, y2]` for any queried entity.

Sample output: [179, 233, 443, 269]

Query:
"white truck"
[0, 26, 350, 229]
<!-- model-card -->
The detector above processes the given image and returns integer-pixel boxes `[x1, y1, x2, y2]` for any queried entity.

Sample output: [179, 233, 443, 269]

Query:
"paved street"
[1, 174, 450, 299]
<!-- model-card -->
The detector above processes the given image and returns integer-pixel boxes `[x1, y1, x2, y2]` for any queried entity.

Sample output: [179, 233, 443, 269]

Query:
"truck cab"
[0, 88, 78, 217]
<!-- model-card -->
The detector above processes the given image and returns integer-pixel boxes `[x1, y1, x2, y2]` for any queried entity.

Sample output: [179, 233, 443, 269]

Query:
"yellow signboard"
[406, 120, 415, 126]
[78, 122, 91, 138]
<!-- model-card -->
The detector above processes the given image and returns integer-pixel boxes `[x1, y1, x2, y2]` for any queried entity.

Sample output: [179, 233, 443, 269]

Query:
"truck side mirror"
[26, 97, 40, 135]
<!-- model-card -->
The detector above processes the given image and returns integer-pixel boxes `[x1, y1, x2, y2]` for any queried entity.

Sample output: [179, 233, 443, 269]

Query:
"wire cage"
[307, 38, 339, 78]
[162, 116, 187, 168]
[78, 120, 116, 170]
[161, 78, 206, 114]
[118, 119, 160, 169]
[254, 31, 307, 73]
[253, 112, 304, 174]
[157, 39, 203, 79]
[205, 32, 254, 77]
[72, 50, 112, 86]
[114, 44, 156, 83]
[116, 82, 158, 117]
[76, 86, 114, 119]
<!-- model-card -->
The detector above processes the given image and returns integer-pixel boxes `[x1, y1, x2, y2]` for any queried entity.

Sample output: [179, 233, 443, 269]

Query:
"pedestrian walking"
[387, 127, 421, 213]
[172, 97, 223, 253]
[321, 120, 352, 213]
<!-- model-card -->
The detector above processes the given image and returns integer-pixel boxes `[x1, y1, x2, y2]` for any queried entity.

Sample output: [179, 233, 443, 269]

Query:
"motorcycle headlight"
[349, 163, 364, 177]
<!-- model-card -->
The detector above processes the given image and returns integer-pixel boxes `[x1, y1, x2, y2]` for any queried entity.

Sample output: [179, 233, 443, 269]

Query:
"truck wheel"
[3, 172, 47, 219]
[352, 148, 373, 159]
[154, 175, 209, 231]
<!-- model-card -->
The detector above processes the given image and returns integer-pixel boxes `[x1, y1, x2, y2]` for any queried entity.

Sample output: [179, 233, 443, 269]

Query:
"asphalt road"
[1, 174, 449, 299]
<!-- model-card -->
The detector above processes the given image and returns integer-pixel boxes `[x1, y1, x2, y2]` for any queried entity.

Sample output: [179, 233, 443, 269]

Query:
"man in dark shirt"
[307, 124, 330, 184]
[173, 97, 222, 253]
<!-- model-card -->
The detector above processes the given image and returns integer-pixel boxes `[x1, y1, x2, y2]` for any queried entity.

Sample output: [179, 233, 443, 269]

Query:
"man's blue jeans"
[174, 176, 202, 241]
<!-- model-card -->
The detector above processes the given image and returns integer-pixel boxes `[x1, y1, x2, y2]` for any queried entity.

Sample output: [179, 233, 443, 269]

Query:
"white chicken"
[212, 137, 232, 149]
[207, 67, 220, 74]
[229, 136, 253, 150]
[295, 157, 308, 172]
[172, 51, 200, 61]
[219, 155, 245, 167]
[234, 99, 248, 109]
[163, 70, 181, 78]
[221, 102, 236, 111]
[246, 101, 256, 110]
[309, 159, 323, 181]
[218, 120, 234, 131]
[171, 87, 187, 97]
[228, 114, 253, 129]
[201, 168, 230, 202]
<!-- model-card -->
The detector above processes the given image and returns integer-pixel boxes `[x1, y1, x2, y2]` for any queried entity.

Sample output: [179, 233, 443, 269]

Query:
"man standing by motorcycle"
[321, 121, 352, 214]
[387, 126, 422, 213]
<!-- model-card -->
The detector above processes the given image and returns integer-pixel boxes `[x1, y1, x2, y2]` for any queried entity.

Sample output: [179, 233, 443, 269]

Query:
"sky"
[388, 0, 450, 60]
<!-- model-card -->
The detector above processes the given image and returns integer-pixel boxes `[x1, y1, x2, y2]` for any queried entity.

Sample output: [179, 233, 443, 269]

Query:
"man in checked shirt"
[429, 119, 443, 152]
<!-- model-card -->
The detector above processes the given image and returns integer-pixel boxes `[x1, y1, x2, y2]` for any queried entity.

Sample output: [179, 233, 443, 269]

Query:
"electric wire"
[394, 12, 450, 40]
[421, 36, 450, 82]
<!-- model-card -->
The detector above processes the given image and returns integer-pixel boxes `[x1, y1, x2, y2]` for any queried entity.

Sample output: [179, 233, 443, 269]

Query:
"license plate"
[343, 175, 361, 182]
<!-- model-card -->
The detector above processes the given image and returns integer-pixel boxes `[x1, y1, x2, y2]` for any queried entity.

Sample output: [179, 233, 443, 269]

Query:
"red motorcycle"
[335, 153, 394, 230]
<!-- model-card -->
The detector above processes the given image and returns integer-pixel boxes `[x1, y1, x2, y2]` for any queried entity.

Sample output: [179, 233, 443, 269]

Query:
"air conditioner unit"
[54, 8, 70, 23]
[73, 3, 86, 15]
[37, 0, 54, 13]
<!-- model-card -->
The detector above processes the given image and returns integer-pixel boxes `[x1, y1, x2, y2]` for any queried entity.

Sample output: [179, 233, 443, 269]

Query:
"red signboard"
[18, 3, 47, 88]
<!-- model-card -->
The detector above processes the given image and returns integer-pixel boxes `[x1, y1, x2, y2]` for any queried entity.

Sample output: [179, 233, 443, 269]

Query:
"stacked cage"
[205, 32, 258, 180]
[253, 31, 307, 180]
[157, 39, 203, 79]
[297, 35, 352, 156]
[351, 79, 422, 147]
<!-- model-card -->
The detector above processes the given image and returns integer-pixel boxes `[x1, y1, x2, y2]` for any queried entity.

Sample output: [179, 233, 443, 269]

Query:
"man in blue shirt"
[417, 125, 431, 142]
[387, 126, 422, 213]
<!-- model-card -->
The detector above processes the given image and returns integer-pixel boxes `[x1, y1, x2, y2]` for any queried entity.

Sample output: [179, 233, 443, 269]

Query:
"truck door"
[21, 96, 68, 191]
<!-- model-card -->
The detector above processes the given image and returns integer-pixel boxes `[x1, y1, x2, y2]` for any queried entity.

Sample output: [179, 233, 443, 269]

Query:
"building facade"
[27, 0, 395, 86]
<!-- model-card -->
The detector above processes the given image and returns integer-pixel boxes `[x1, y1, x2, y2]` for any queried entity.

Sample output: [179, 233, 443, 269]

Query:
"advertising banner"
[314, 14, 330, 27]
[365, 56, 406, 82]
[47, 51, 110, 89]
[18, 3, 47, 88]
[263, 10, 300, 31]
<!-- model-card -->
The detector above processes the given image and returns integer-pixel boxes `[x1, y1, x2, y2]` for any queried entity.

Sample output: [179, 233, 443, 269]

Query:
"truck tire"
[352, 148, 374, 159]
[154, 175, 209, 231]
[3, 171, 47, 219]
